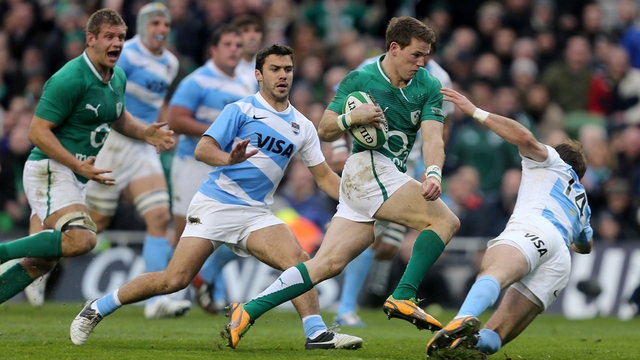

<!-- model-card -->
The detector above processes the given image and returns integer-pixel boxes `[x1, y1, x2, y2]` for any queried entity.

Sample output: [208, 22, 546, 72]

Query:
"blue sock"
[201, 245, 238, 284]
[142, 234, 173, 304]
[337, 248, 374, 316]
[302, 315, 327, 339]
[457, 275, 501, 318]
[477, 328, 502, 354]
[213, 272, 227, 303]
[95, 289, 122, 316]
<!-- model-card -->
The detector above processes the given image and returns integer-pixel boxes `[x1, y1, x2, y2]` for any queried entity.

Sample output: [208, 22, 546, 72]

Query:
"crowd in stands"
[2, 0, 640, 246]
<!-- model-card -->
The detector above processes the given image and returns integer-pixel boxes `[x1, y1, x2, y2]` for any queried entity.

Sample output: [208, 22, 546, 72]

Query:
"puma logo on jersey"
[86, 103, 101, 117]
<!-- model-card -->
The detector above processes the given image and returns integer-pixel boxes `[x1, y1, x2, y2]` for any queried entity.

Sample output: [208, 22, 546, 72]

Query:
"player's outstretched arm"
[308, 161, 341, 201]
[441, 88, 548, 162]
[194, 136, 258, 166]
[112, 109, 175, 152]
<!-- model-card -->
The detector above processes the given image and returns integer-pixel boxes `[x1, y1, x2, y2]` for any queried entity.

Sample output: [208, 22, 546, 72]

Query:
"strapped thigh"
[54, 211, 97, 233]
[134, 189, 170, 216]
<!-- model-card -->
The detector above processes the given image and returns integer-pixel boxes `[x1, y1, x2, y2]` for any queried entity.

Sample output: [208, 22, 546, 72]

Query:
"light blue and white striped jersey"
[117, 35, 179, 124]
[170, 60, 254, 159]
[198, 92, 325, 207]
[509, 145, 593, 247]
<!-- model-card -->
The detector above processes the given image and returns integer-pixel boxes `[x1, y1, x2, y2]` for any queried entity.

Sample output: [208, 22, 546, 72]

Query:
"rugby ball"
[343, 91, 388, 150]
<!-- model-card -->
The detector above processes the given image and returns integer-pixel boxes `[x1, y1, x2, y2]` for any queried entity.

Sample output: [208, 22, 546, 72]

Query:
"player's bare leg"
[70, 236, 212, 345]
[374, 179, 459, 331]
[227, 222, 365, 349]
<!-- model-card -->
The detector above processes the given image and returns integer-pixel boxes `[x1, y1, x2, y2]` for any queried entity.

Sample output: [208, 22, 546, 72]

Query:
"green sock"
[244, 262, 314, 320]
[0, 230, 63, 263]
[0, 263, 35, 304]
[392, 230, 445, 300]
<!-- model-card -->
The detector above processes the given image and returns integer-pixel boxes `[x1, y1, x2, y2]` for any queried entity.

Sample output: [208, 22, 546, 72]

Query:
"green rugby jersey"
[29, 52, 127, 182]
[328, 55, 444, 173]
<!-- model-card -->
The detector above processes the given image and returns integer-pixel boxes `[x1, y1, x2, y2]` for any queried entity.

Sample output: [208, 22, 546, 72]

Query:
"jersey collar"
[255, 92, 291, 114]
[206, 59, 237, 79]
[376, 54, 413, 87]
[83, 51, 113, 83]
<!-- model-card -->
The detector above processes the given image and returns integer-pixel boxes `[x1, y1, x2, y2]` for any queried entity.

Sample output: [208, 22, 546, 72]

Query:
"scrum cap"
[137, 2, 170, 44]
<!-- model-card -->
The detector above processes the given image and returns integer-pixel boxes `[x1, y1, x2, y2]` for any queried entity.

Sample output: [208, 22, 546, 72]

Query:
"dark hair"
[86, 8, 127, 37]
[385, 16, 436, 51]
[554, 139, 587, 179]
[209, 24, 240, 47]
[232, 14, 263, 33]
[255, 44, 294, 72]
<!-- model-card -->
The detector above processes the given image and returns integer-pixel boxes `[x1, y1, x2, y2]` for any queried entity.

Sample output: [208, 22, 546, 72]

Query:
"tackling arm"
[441, 88, 548, 162]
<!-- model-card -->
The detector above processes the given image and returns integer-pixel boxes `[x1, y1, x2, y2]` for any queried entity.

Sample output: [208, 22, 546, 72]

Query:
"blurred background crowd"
[3, 0, 640, 251]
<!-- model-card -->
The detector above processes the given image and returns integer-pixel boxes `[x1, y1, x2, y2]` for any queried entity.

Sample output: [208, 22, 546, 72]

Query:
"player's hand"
[440, 88, 476, 117]
[76, 157, 116, 185]
[349, 104, 387, 130]
[145, 122, 176, 153]
[421, 177, 442, 201]
[228, 138, 258, 165]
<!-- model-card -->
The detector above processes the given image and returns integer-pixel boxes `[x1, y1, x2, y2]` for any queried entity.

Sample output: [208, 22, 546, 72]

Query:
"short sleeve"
[297, 120, 325, 168]
[203, 104, 243, 151]
[420, 76, 444, 123]
[169, 76, 202, 112]
[35, 71, 83, 124]
[521, 145, 555, 170]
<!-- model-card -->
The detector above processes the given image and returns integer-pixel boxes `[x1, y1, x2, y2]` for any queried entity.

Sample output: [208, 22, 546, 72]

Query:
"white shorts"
[339, 150, 413, 218]
[86, 131, 165, 215]
[23, 159, 86, 222]
[488, 224, 572, 310]
[181, 191, 284, 257]
[171, 156, 211, 217]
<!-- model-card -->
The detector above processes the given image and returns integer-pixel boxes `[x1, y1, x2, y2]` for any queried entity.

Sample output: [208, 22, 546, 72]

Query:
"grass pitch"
[1, 302, 639, 359]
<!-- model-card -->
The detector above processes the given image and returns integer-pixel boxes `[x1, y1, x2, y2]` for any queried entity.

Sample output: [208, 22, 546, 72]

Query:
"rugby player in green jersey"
[225, 16, 460, 349]
[0, 8, 174, 304]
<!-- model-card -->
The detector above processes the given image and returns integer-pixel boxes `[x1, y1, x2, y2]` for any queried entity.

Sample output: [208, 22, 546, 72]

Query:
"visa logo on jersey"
[256, 134, 294, 158]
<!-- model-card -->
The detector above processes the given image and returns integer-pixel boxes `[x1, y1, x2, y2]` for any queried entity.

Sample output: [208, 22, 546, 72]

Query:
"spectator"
[588, 46, 640, 127]
[511, 57, 538, 100]
[302, 0, 380, 46]
[523, 83, 564, 140]
[492, 27, 517, 72]
[472, 52, 504, 87]
[541, 36, 594, 113]
[596, 178, 640, 240]
[475, 2, 504, 52]
[461, 168, 523, 238]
